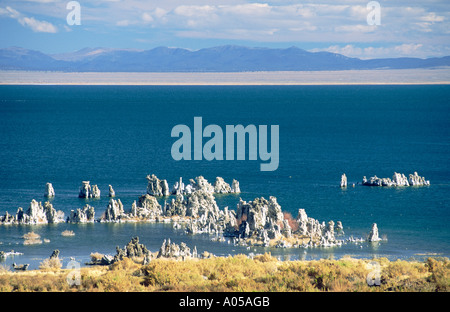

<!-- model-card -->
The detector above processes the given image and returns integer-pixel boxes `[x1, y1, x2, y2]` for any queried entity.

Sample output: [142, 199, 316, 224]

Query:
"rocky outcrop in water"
[164, 189, 231, 235]
[166, 192, 344, 248]
[157, 238, 196, 259]
[368, 223, 382, 242]
[44, 182, 55, 197]
[164, 190, 219, 218]
[0, 175, 383, 252]
[78, 181, 101, 198]
[212, 177, 241, 194]
[114, 236, 151, 264]
[231, 179, 241, 193]
[170, 176, 240, 195]
[171, 177, 191, 195]
[214, 177, 232, 193]
[296, 208, 344, 247]
[100, 198, 125, 222]
[44, 202, 65, 224]
[67, 204, 95, 223]
[222, 200, 344, 248]
[91, 184, 101, 198]
[99, 194, 163, 223]
[1, 200, 65, 225]
[362, 172, 430, 187]
[235, 196, 284, 235]
[408, 172, 430, 186]
[50, 249, 60, 259]
[190, 176, 215, 194]
[12, 263, 29, 271]
[0, 211, 15, 224]
[146, 174, 170, 196]
[133, 194, 162, 220]
[340, 174, 347, 188]
[108, 185, 115, 197]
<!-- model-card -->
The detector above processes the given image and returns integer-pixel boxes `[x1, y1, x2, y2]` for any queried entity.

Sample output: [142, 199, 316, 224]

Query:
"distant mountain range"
[0, 45, 449, 72]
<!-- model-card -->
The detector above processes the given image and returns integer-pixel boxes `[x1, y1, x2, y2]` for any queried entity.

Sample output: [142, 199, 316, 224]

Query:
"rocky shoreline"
[0, 174, 387, 251]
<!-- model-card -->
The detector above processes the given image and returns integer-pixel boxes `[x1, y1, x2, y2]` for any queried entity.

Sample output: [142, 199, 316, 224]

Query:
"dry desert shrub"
[0, 254, 448, 292]
[39, 257, 63, 271]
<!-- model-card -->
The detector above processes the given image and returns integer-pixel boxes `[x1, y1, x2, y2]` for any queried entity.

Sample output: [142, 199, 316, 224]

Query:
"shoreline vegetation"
[0, 69, 449, 85]
[1, 235, 448, 292]
[0, 250, 448, 292]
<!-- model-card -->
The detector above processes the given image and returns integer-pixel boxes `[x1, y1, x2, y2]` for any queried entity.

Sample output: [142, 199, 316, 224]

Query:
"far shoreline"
[0, 68, 449, 85]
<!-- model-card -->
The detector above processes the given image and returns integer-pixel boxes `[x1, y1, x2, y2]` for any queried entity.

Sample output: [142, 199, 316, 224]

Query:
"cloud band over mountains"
[0, 1, 449, 58]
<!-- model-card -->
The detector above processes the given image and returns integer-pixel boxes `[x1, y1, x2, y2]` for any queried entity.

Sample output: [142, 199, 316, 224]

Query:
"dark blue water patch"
[0, 85, 449, 267]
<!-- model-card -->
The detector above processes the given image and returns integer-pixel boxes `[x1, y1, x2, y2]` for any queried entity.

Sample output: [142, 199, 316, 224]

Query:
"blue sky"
[0, 0, 449, 59]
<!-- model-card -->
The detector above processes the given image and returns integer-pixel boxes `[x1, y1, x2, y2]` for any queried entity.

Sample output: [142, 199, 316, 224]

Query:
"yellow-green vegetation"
[0, 254, 448, 292]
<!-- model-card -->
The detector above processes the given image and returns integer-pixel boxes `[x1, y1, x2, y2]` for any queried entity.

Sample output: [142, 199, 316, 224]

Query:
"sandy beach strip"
[0, 68, 449, 85]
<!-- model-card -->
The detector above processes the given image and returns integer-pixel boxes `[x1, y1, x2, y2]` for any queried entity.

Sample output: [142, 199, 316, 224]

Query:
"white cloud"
[1, 0, 449, 58]
[21, 0, 60, 3]
[0, 6, 57, 33]
[20, 16, 58, 32]
[220, 3, 271, 16]
[174, 5, 216, 17]
[116, 19, 130, 26]
[141, 12, 154, 23]
[420, 12, 445, 22]
[153, 7, 167, 19]
[310, 43, 441, 59]
[334, 24, 378, 33]
[394, 43, 423, 55]
[123, 2, 447, 45]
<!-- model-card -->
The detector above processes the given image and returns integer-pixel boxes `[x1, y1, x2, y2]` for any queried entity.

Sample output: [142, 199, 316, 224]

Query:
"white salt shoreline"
[1, 68, 449, 85]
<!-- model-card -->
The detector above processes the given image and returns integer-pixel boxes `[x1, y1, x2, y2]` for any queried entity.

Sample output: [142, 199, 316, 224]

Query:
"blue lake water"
[0, 85, 449, 269]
